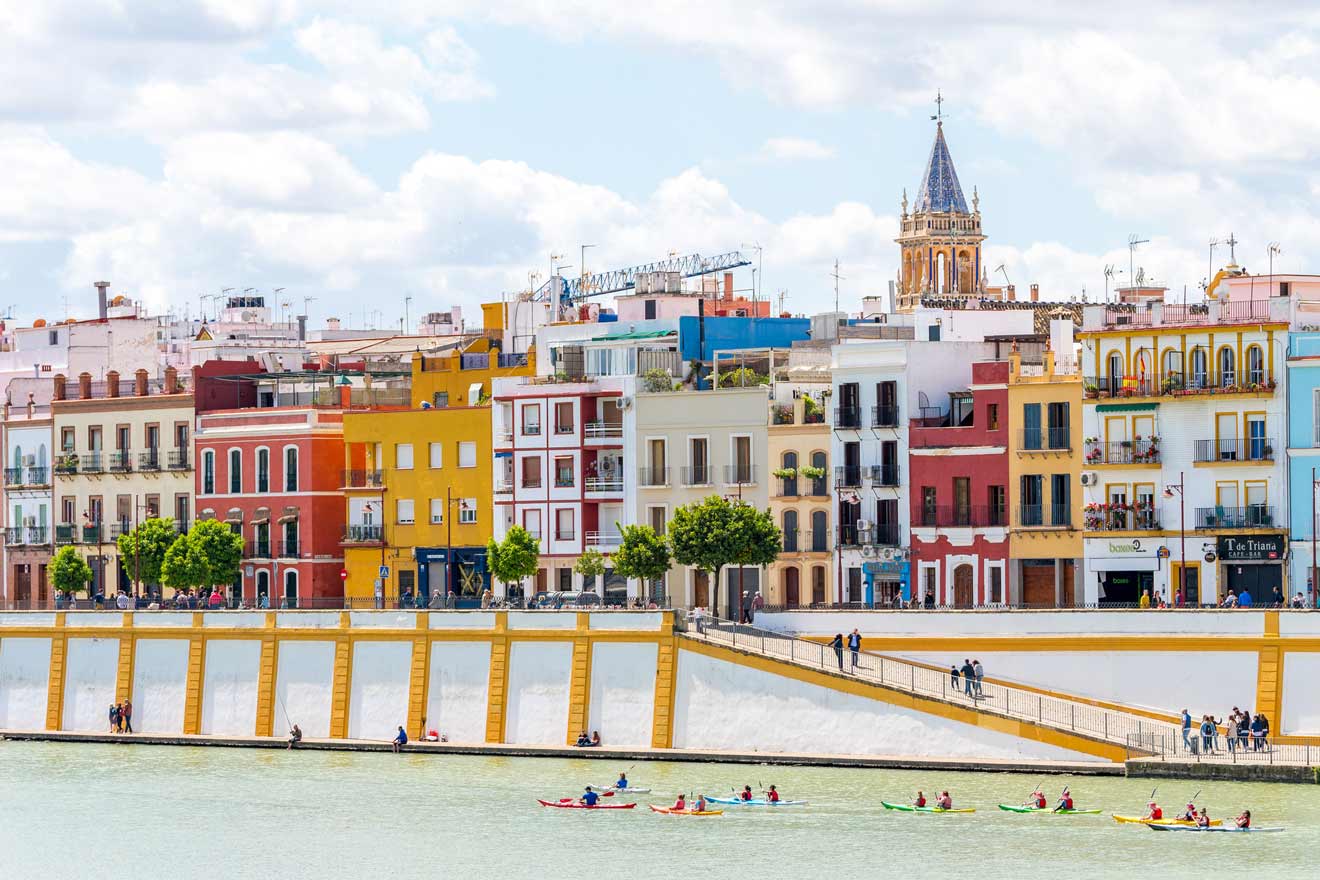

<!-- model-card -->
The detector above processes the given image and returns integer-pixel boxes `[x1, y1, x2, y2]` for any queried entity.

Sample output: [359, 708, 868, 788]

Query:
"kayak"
[649, 805, 723, 816]
[705, 796, 808, 807]
[538, 799, 636, 810]
[1113, 814, 1223, 827]
[997, 804, 1101, 815]
[1147, 823, 1283, 833]
[881, 801, 975, 814]
[595, 787, 651, 795]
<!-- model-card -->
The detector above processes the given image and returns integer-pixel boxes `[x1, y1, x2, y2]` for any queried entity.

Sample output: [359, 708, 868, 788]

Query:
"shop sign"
[1217, 535, 1284, 561]
[1104, 538, 1152, 555]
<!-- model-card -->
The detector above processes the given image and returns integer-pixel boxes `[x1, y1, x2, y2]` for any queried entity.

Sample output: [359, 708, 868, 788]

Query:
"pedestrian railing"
[683, 617, 1177, 755]
[1125, 731, 1317, 766]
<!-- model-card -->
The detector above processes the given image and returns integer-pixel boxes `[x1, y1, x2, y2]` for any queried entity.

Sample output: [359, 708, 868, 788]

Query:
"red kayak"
[538, 799, 636, 810]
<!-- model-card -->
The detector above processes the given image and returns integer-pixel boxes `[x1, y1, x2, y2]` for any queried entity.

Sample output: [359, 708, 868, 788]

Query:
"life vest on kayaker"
[1034, 794, 1047, 809]
[915, 795, 927, 807]
[767, 787, 780, 803]
[1148, 803, 1162, 820]
[1061, 795, 1074, 810]
[741, 787, 753, 801]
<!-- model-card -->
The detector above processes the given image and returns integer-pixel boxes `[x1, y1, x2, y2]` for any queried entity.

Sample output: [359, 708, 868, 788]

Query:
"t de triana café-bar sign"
[1217, 535, 1284, 561]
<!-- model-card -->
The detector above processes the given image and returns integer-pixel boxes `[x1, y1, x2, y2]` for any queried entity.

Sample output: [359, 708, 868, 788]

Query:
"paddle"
[1025, 777, 1044, 808]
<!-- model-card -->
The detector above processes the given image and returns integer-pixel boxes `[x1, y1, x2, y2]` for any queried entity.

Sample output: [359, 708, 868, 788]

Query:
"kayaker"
[581, 786, 599, 807]
[767, 785, 780, 804]
[913, 791, 927, 808]
[1195, 808, 1210, 828]
[615, 773, 628, 790]
[1053, 788, 1074, 812]
[1144, 801, 1163, 821]
[937, 791, 953, 810]
[1178, 802, 1196, 822]
[1234, 809, 1250, 829]
[740, 785, 754, 801]
[672, 793, 687, 811]
[694, 794, 708, 812]
[1026, 789, 1046, 809]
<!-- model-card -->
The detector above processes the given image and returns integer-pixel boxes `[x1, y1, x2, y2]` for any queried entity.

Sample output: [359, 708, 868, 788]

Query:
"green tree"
[189, 519, 245, 588]
[669, 496, 780, 618]
[50, 546, 93, 596]
[161, 532, 210, 593]
[573, 547, 607, 592]
[610, 523, 671, 600]
[116, 517, 179, 590]
[487, 525, 541, 597]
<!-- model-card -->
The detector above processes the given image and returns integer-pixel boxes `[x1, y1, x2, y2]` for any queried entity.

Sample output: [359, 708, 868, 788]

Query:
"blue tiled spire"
[914, 123, 969, 214]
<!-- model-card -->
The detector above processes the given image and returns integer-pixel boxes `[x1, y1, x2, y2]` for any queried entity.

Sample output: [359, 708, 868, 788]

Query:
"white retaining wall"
[0, 637, 50, 729]
[426, 641, 490, 744]
[276, 641, 336, 739]
[587, 642, 658, 748]
[201, 640, 261, 735]
[62, 638, 119, 732]
[131, 639, 189, 734]
[347, 641, 412, 741]
[505, 641, 572, 745]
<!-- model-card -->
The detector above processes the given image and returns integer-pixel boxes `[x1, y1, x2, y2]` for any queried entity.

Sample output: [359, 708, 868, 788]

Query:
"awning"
[225, 507, 243, 524]
[591, 330, 676, 342]
[277, 513, 299, 524]
[1096, 402, 1159, 412]
[1091, 556, 1159, 572]
[251, 507, 270, 525]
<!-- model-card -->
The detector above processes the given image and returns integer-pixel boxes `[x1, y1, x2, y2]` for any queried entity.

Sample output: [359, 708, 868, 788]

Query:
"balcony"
[1193, 438, 1274, 464]
[681, 466, 712, 486]
[638, 467, 670, 488]
[109, 451, 133, 473]
[835, 465, 862, 488]
[1084, 374, 1276, 400]
[342, 524, 383, 543]
[1019, 428, 1072, 452]
[834, 406, 862, 429]
[168, 449, 190, 470]
[1018, 504, 1075, 529]
[343, 469, 384, 489]
[279, 539, 299, 558]
[585, 530, 622, 547]
[27, 466, 49, 485]
[872, 405, 900, 428]
[26, 526, 49, 545]
[3, 467, 23, 486]
[837, 522, 901, 547]
[79, 453, 104, 474]
[723, 464, 756, 485]
[109, 523, 132, 540]
[870, 464, 900, 487]
[776, 476, 800, 497]
[916, 505, 1008, 528]
[54, 455, 78, 476]
[585, 421, 624, 442]
[138, 451, 161, 471]
[55, 524, 78, 545]
[3, 527, 23, 545]
[1083, 503, 1158, 532]
[584, 476, 624, 494]
[246, 540, 273, 559]
[1195, 506, 1276, 529]
[494, 476, 513, 494]
[1085, 438, 1161, 466]
[81, 524, 103, 544]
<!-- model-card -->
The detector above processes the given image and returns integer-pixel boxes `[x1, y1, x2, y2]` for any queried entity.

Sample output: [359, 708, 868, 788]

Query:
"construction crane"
[532, 250, 752, 314]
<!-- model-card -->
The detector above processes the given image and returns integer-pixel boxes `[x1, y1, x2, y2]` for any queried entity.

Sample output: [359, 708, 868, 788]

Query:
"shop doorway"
[953, 564, 974, 608]
[1224, 563, 1282, 603]
[1100, 570, 1152, 604]
[1172, 562, 1199, 605]
[784, 567, 800, 607]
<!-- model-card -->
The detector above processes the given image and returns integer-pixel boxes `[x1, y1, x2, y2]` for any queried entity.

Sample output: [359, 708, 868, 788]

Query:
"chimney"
[1007, 284, 1016, 302]
[165, 366, 178, 395]
[135, 368, 149, 396]
[25, 391, 34, 417]
[78, 372, 92, 400]
[53, 374, 67, 401]
[1030, 283, 1040, 303]
[95, 281, 110, 320]
[106, 370, 120, 398]
[723, 272, 733, 300]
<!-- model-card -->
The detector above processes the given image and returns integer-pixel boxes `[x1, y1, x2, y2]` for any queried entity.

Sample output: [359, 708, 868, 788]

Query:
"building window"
[459, 499, 477, 524]
[429, 442, 442, 469]
[921, 487, 937, 527]
[1218, 347, 1236, 388]
[555, 508, 574, 541]
[1190, 348, 1208, 388]
[229, 449, 242, 493]
[202, 450, 215, 495]
[396, 498, 415, 525]
[1246, 345, 1265, 386]
[522, 403, 542, 436]
[1022, 402, 1041, 450]
[988, 485, 1006, 526]
[1046, 402, 1069, 449]
[782, 510, 799, 552]
[648, 505, 666, 534]
[396, 443, 414, 470]
[458, 442, 476, 468]
[521, 456, 542, 488]
[554, 456, 574, 487]
[522, 509, 541, 538]
[61, 427, 75, 452]
[256, 448, 270, 493]
[284, 447, 298, 492]
[558, 567, 573, 591]
[554, 401, 574, 434]
[1050, 474, 1070, 526]
[988, 565, 1004, 604]
[430, 499, 444, 524]
[1021, 475, 1043, 526]
[432, 391, 449, 408]
[987, 403, 999, 430]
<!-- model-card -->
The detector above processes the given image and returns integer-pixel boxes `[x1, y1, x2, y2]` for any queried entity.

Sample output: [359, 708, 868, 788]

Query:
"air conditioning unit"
[860, 545, 875, 557]
[881, 547, 895, 561]
[1080, 472, 1099, 487]
[24, 516, 36, 527]
[618, 396, 633, 410]
[23, 455, 35, 467]
[856, 518, 872, 532]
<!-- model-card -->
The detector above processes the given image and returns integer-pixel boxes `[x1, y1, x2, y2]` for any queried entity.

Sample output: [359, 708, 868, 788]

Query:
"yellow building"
[1008, 337, 1083, 606]
[766, 396, 832, 608]
[342, 338, 535, 605]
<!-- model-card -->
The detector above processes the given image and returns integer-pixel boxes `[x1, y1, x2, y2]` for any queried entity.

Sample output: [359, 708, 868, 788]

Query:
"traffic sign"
[339, 569, 349, 580]
[378, 565, 390, 579]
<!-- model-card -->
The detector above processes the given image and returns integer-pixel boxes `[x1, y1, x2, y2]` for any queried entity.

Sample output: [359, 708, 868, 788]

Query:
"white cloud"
[760, 137, 836, 161]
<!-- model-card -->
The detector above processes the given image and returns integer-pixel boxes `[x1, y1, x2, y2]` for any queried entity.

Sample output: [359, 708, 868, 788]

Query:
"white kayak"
[596, 787, 651, 795]
[1147, 824, 1283, 834]
[706, 796, 807, 806]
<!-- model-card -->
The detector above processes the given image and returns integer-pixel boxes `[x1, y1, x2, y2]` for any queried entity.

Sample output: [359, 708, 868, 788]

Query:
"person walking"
[972, 659, 985, 697]
[830, 633, 844, 671]
[847, 629, 862, 672]
[950, 664, 960, 692]
[121, 699, 133, 734]
[108, 703, 119, 733]
[960, 658, 975, 697]
[1180, 708, 1192, 751]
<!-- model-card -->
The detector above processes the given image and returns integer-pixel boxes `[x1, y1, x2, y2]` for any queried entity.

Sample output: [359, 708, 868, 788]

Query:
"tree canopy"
[487, 526, 541, 593]
[189, 519, 245, 588]
[573, 547, 607, 588]
[669, 496, 780, 617]
[50, 546, 93, 595]
[610, 523, 671, 588]
[115, 517, 179, 587]
[161, 532, 210, 592]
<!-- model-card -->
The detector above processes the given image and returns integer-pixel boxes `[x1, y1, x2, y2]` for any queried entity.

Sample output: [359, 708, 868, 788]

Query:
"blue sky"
[2, 2, 1317, 327]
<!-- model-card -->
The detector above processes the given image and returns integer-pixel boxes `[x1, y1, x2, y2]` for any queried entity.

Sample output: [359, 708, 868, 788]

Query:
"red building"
[193, 363, 347, 607]
[908, 360, 1010, 607]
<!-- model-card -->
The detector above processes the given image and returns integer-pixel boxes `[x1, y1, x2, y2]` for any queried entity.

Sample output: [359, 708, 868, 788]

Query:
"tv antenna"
[1127, 234, 1148, 293]
[830, 260, 845, 313]
[995, 264, 1011, 287]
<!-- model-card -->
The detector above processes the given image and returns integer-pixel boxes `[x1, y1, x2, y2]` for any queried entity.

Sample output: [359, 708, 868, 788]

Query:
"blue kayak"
[706, 796, 806, 806]
[1147, 824, 1283, 833]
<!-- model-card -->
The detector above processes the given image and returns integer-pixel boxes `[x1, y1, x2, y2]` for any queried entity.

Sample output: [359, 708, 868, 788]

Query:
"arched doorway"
[784, 567, 800, 608]
[811, 565, 826, 605]
[283, 569, 298, 609]
[953, 564, 974, 608]
[256, 570, 270, 606]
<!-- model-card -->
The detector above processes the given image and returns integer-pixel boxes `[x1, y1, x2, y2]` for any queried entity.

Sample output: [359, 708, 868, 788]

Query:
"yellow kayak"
[1113, 814, 1223, 827]
[650, 805, 723, 816]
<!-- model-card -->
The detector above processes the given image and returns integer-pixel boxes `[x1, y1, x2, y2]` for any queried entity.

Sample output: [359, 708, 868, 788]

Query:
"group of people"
[574, 731, 602, 748]
[1021, 787, 1076, 811]
[1181, 707, 1270, 753]
[949, 659, 986, 697]
[912, 790, 955, 809]
[1146, 799, 1252, 829]
[107, 700, 133, 733]
[828, 630, 863, 671]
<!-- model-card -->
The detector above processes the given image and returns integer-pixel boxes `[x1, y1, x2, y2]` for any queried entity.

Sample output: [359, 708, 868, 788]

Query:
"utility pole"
[830, 260, 844, 314]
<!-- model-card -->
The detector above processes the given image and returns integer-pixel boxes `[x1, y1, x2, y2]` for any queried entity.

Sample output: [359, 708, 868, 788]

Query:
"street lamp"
[1163, 473, 1187, 605]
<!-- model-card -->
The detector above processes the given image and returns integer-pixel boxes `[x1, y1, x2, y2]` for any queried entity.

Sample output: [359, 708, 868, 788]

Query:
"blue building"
[1286, 331, 1320, 605]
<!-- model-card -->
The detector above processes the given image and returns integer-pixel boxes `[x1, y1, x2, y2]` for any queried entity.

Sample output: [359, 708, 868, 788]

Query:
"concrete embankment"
[0, 729, 1121, 775]
[1126, 758, 1318, 785]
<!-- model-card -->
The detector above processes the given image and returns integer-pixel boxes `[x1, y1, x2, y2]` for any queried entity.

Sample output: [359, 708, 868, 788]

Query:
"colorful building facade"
[766, 396, 831, 608]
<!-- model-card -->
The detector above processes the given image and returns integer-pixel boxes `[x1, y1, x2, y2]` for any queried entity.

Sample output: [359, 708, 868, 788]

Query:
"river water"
[2, 742, 1318, 879]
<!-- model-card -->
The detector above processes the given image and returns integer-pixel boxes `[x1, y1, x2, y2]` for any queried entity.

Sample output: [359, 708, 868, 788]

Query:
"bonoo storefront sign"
[1217, 535, 1284, 561]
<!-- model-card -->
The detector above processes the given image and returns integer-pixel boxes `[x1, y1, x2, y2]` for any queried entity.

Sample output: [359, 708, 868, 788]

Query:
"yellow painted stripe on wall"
[254, 614, 278, 738]
[485, 612, 510, 744]
[44, 613, 67, 731]
[651, 638, 677, 749]
[328, 612, 353, 739]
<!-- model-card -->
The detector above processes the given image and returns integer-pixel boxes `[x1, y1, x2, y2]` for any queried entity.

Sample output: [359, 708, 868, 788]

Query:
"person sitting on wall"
[575, 731, 591, 747]
[287, 724, 302, 750]
[392, 725, 408, 753]
[589, 731, 601, 747]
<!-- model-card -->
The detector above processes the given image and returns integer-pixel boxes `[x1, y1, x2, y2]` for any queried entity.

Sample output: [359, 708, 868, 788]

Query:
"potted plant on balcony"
[798, 465, 826, 480]
[772, 466, 799, 479]
[641, 368, 674, 393]
[1083, 381, 1099, 398]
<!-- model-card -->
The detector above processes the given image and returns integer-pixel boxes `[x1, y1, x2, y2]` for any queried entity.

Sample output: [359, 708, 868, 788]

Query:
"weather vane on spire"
[931, 90, 944, 123]
[1226, 231, 1238, 263]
